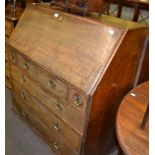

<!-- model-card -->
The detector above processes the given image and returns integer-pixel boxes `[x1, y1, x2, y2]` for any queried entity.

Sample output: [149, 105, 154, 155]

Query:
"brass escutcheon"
[20, 92, 26, 100]
[48, 80, 56, 88]
[73, 95, 83, 106]
[20, 76, 25, 82]
[53, 142, 59, 150]
[53, 122, 61, 131]
[53, 12, 63, 22]
[55, 103, 63, 111]
[22, 111, 26, 117]
[10, 49, 15, 61]
[24, 62, 29, 70]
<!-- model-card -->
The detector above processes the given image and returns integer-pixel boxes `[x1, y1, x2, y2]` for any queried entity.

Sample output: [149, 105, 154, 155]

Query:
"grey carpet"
[5, 87, 54, 155]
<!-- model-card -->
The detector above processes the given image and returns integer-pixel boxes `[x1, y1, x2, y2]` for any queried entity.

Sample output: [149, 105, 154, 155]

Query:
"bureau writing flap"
[9, 3, 126, 94]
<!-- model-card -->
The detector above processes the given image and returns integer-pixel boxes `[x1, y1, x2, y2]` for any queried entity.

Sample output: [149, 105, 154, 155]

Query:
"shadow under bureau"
[9, 3, 148, 155]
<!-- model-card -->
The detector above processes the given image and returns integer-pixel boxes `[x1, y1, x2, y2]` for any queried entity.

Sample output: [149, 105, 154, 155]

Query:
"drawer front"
[11, 63, 85, 134]
[12, 81, 82, 150]
[12, 96, 79, 155]
[69, 89, 88, 114]
[10, 49, 89, 114]
[13, 52, 68, 100]
[5, 19, 13, 37]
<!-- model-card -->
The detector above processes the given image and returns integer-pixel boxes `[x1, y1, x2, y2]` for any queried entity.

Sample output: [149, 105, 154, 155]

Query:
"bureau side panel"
[83, 27, 148, 155]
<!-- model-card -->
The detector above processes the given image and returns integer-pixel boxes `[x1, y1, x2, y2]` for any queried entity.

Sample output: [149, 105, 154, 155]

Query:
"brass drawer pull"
[48, 80, 56, 88]
[24, 62, 29, 70]
[53, 122, 61, 131]
[20, 92, 26, 100]
[73, 95, 83, 106]
[53, 142, 59, 150]
[10, 49, 15, 61]
[20, 76, 25, 82]
[55, 103, 63, 111]
[22, 111, 26, 117]
[53, 12, 63, 22]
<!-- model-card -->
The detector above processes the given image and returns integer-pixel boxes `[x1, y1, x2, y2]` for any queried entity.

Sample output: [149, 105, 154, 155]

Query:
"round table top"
[116, 81, 149, 155]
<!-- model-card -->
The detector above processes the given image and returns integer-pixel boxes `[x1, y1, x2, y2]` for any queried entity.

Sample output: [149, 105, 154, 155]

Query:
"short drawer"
[11, 63, 85, 134]
[11, 51, 68, 100]
[12, 81, 82, 150]
[5, 19, 13, 37]
[69, 88, 88, 114]
[10, 49, 89, 114]
[12, 96, 79, 155]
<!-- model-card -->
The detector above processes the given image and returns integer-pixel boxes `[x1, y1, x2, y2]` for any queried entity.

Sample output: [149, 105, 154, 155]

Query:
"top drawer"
[10, 48, 89, 114]
[11, 50, 68, 100]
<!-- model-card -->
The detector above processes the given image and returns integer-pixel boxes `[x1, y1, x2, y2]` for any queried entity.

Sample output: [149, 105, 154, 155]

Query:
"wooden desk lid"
[9, 3, 125, 94]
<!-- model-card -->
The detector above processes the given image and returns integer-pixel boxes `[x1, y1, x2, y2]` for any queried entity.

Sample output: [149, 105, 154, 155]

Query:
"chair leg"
[140, 104, 149, 129]
[98, 0, 110, 16]
[133, 2, 140, 21]
[106, 2, 110, 15]
[117, 0, 123, 18]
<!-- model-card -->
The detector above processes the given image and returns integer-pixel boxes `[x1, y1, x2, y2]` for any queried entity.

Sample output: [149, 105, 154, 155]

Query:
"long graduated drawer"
[10, 50, 86, 134]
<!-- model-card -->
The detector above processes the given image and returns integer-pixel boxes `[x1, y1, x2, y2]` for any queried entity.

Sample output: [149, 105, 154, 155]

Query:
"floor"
[5, 87, 54, 155]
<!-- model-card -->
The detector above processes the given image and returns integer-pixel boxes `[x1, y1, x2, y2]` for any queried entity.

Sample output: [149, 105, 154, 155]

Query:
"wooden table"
[116, 81, 149, 155]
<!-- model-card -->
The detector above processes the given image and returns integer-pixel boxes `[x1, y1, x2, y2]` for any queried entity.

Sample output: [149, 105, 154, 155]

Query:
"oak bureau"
[9, 3, 148, 155]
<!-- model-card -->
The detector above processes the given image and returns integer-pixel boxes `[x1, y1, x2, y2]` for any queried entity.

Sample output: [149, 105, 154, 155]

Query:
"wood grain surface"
[12, 98, 78, 155]
[12, 81, 82, 152]
[9, 4, 124, 94]
[10, 63, 85, 134]
[9, 3, 148, 154]
[116, 82, 149, 155]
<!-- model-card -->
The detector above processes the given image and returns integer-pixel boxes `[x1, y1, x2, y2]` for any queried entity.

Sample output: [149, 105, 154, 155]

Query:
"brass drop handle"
[20, 92, 26, 100]
[55, 103, 63, 111]
[53, 122, 61, 131]
[22, 111, 26, 117]
[73, 95, 83, 106]
[53, 12, 63, 22]
[24, 62, 29, 70]
[20, 76, 25, 82]
[10, 50, 15, 61]
[53, 142, 59, 150]
[48, 80, 56, 88]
